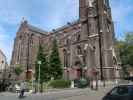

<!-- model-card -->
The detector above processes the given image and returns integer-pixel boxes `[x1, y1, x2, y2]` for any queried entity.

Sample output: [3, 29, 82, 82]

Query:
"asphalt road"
[0, 86, 113, 100]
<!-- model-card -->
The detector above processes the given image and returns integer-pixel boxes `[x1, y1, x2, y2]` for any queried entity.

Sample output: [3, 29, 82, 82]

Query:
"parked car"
[124, 77, 133, 81]
[103, 85, 133, 100]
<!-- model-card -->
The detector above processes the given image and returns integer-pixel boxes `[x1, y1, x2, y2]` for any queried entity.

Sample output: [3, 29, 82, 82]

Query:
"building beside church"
[11, 0, 120, 81]
[0, 49, 8, 79]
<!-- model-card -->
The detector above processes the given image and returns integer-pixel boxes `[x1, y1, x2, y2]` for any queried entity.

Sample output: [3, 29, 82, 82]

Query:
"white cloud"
[30, 0, 79, 30]
[111, 0, 133, 22]
[110, 0, 133, 39]
[0, 0, 32, 25]
[0, 26, 6, 34]
[0, 26, 9, 41]
[0, 25, 12, 63]
[0, 12, 23, 26]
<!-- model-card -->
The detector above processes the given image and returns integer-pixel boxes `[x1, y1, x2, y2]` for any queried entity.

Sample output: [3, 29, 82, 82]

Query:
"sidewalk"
[32, 88, 83, 95]
[0, 91, 32, 97]
[41, 88, 78, 93]
[0, 84, 115, 97]
[59, 85, 114, 100]
[0, 92, 16, 96]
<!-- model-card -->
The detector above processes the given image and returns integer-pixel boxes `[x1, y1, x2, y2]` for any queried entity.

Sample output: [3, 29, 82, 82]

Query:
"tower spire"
[79, 0, 87, 22]
[21, 17, 27, 24]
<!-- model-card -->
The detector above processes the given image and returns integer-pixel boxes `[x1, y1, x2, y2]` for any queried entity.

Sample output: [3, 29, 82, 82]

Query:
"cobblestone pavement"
[0, 85, 114, 100]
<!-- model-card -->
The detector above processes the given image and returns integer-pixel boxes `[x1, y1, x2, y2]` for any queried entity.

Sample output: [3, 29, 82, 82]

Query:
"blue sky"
[0, 0, 133, 63]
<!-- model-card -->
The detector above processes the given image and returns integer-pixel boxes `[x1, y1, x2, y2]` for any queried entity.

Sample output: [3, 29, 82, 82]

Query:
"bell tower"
[79, 0, 115, 80]
[79, 0, 99, 38]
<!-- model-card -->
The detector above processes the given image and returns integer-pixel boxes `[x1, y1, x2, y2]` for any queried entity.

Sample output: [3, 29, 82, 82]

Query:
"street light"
[1, 61, 4, 72]
[37, 61, 41, 92]
[1, 60, 6, 91]
[0, 61, 4, 91]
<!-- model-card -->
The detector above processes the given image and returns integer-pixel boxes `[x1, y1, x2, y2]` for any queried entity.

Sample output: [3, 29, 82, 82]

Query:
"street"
[0, 85, 114, 100]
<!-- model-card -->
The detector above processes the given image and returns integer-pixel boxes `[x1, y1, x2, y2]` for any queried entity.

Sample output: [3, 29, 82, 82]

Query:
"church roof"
[51, 20, 79, 33]
[21, 19, 79, 35]
[27, 24, 48, 35]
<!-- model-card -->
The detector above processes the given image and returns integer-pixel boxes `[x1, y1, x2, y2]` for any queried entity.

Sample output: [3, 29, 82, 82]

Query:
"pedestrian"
[19, 81, 26, 98]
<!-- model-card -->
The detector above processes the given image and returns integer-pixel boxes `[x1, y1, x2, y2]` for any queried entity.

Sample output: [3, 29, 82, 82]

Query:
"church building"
[11, 0, 120, 81]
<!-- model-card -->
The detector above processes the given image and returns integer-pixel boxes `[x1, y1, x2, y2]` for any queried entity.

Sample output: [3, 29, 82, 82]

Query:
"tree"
[116, 33, 133, 75]
[35, 44, 49, 92]
[14, 65, 23, 76]
[49, 39, 63, 80]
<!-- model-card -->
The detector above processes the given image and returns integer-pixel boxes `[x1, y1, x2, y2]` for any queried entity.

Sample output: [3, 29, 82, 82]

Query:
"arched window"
[63, 49, 68, 67]
[75, 61, 81, 66]
[76, 34, 81, 41]
[30, 34, 34, 46]
[66, 39, 69, 45]
[65, 38, 69, 45]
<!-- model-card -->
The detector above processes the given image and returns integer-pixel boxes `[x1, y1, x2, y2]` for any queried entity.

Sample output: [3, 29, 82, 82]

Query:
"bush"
[74, 78, 89, 88]
[14, 66, 23, 76]
[49, 79, 71, 88]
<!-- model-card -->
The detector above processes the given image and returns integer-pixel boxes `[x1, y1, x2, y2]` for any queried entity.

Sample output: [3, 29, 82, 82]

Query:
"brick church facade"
[11, 0, 120, 80]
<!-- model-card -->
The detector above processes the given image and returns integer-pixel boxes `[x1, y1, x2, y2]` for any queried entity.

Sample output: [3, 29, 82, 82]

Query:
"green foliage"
[74, 78, 89, 88]
[14, 65, 23, 76]
[35, 45, 50, 83]
[116, 33, 133, 75]
[49, 79, 71, 88]
[49, 39, 63, 79]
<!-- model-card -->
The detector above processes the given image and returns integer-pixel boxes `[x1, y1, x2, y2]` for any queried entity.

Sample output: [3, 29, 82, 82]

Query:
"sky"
[0, 0, 133, 63]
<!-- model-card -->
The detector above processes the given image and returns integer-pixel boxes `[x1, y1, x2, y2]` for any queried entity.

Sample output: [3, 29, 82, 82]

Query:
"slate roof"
[51, 20, 79, 33]
[21, 20, 79, 35]
[27, 24, 48, 35]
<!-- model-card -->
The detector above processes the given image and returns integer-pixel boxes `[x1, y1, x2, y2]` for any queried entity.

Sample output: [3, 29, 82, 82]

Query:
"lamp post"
[1, 60, 5, 91]
[37, 61, 41, 92]
[1, 61, 4, 72]
[0, 61, 4, 91]
[31, 70, 35, 93]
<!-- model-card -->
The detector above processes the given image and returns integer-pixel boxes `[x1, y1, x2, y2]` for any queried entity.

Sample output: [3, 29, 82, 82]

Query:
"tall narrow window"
[76, 34, 81, 41]
[30, 34, 34, 46]
[17, 41, 21, 63]
[67, 53, 70, 67]
[63, 49, 68, 67]
[77, 45, 82, 55]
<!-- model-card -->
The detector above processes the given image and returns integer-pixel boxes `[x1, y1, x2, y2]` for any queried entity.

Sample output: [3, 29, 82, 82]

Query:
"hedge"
[74, 78, 89, 88]
[49, 79, 71, 88]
